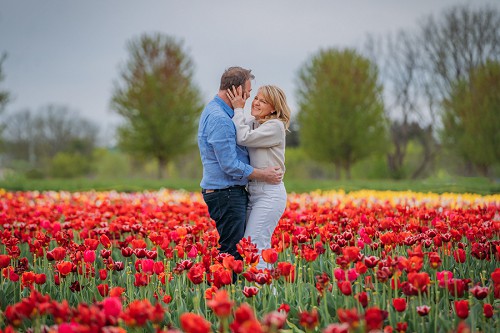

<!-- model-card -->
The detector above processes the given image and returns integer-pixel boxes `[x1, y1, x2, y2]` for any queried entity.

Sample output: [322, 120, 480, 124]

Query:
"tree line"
[0, 4, 499, 180]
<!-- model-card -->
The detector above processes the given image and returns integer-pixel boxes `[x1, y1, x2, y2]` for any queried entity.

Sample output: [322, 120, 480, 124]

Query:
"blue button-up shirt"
[198, 95, 253, 189]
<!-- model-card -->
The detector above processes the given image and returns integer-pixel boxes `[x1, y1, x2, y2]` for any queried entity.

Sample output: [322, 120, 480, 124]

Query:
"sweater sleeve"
[232, 108, 284, 148]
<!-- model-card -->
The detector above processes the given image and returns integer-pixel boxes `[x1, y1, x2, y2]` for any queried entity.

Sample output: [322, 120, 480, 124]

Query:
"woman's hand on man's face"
[226, 85, 246, 109]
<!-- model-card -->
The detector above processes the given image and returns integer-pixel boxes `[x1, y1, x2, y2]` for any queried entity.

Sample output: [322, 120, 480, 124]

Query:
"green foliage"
[111, 33, 203, 179]
[350, 153, 390, 179]
[50, 152, 92, 178]
[92, 148, 131, 179]
[296, 48, 388, 178]
[284, 147, 335, 179]
[441, 61, 500, 177]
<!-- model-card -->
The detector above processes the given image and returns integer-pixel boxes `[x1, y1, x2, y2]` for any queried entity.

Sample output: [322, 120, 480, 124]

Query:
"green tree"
[296, 48, 388, 179]
[111, 33, 203, 179]
[442, 61, 500, 178]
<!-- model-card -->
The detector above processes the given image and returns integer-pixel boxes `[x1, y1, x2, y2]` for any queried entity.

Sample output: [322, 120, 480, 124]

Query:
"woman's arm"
[233, 109, 284, 148]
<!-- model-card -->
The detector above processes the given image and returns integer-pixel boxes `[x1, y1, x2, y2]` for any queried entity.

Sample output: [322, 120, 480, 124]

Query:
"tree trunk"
[157, 156, 167, 179]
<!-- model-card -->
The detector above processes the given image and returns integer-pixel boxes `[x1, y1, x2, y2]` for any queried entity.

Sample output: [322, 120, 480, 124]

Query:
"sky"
[1, 0, 499, 145]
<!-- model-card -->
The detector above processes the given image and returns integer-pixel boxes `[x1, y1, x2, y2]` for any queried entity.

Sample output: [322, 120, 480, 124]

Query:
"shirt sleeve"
[207, 114, 253, 179]
[232, 108, 284, 148]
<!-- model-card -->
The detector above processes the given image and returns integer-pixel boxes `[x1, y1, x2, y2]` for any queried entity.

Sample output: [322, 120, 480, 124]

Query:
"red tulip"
[454, 300, 469, 319]
[207, 289, 233, 318]
[407, 272, 430, 291]
[396, 322, 408, 333]
[278, 303, 290, 313]
[100, 249, 111, 259]
[0, 254, 11, 269]
[109, 286, 126, 298]
[299, 308, 319, 331]
[34, 273, 46, 285]
[134, 272, 149, 287]
[180, 313, 211, 333]
[364, 307, 387, 331]
[230, 303, 261, 333]
[153, 261, 164, 275]
[84, 238, 100, 250]
[483, 303, 494, 318]
[428, 252, 442, 269]
[470, 285, 489, 300]
[102, 296, 122, 318]
[337, 308, 360, 326]
[83, 250, 96, 263]
[355, 292, 369, 308]
[99, 269, 108, 281]
[187, 246, 198, 258]
[338, 281, 352, 296]
[187, 263, 205, 284]
[392, 298, 407, 312]
[121, 299, 155, 327]
[262, 248, 278, 264]
[47, 247, 66, 261]
[100, 234, 111, 249]
[448, 278, 467, 298]
[453, 248, 466, 263]
[436, 270, 453, 288]
[97, 283, 109, 297]
[416, 305, 431, 316]
[121, 247, 134, 257]
[114, 261, 125, 271]
[262, 311, 287, 330]
[56, 261, 73, 277]
[242, 286, 259, 298]
[134, 248, 146, 258]
[140, 259, 154, 274]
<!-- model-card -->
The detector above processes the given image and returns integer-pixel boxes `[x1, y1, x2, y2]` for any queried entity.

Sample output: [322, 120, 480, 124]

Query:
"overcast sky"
[1, 0, 498, 144]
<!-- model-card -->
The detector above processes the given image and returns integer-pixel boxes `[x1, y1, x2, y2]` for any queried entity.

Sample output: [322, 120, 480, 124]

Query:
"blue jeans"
[202, 186, 248, 261]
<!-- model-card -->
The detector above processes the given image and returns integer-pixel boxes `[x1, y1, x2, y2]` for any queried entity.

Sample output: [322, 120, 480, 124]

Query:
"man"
[198, 66, 282, 263]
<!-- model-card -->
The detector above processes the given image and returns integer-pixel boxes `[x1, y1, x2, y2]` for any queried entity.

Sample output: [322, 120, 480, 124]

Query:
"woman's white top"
[232, 108, 286, 173]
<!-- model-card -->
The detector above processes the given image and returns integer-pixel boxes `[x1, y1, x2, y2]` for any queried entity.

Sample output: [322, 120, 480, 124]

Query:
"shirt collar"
[214, 95, 234, 118]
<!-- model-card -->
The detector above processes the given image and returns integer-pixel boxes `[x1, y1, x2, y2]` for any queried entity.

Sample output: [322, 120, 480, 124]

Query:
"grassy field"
[1, 176, 498, 194]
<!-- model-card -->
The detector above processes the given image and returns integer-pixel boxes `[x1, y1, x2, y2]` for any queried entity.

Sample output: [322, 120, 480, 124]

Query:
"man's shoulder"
[204, 104, 231, 123]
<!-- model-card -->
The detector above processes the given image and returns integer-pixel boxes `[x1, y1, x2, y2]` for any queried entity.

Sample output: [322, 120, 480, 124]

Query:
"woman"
[227, 85, 291, 270]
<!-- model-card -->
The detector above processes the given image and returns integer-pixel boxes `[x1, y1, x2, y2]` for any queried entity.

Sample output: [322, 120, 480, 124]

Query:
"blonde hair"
[257, 85, 291, 130]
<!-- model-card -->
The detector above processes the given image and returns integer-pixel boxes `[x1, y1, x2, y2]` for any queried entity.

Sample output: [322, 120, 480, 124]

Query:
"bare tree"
[0, 53, 9, 112]
[419, 5, 500, 105]
[2, 105, 99, 174]
[364, 4, 500, 179]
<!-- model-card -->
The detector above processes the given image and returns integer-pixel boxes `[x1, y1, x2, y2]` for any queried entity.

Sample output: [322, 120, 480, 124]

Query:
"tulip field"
[0, 188, 499, 333]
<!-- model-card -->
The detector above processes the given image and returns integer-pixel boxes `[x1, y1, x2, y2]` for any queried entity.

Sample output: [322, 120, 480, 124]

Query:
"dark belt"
[202, 185, 246, 194]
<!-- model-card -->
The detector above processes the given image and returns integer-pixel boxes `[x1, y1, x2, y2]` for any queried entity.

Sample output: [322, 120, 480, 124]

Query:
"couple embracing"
[198, 66, 291, 278]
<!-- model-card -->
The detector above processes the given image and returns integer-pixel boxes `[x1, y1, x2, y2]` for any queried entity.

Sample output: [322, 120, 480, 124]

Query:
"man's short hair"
[219, 66, 255, 90]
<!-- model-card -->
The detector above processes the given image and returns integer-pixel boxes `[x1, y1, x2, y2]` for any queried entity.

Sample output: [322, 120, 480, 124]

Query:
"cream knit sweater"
[232, 108, 286, 173]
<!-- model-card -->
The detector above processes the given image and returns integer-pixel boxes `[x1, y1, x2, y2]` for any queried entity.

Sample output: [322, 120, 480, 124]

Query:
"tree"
[1, 105, 99, 177]
[419, 5, 500, 107]
[364, 4, 500, 179]
[441, 61, 500, 178]
[0, 53, 11, 148]
[111, 33, 203, 179]
[0, 53, 9, 112]
[365, 31, 439, 179]
[296, 48, 388, 179]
